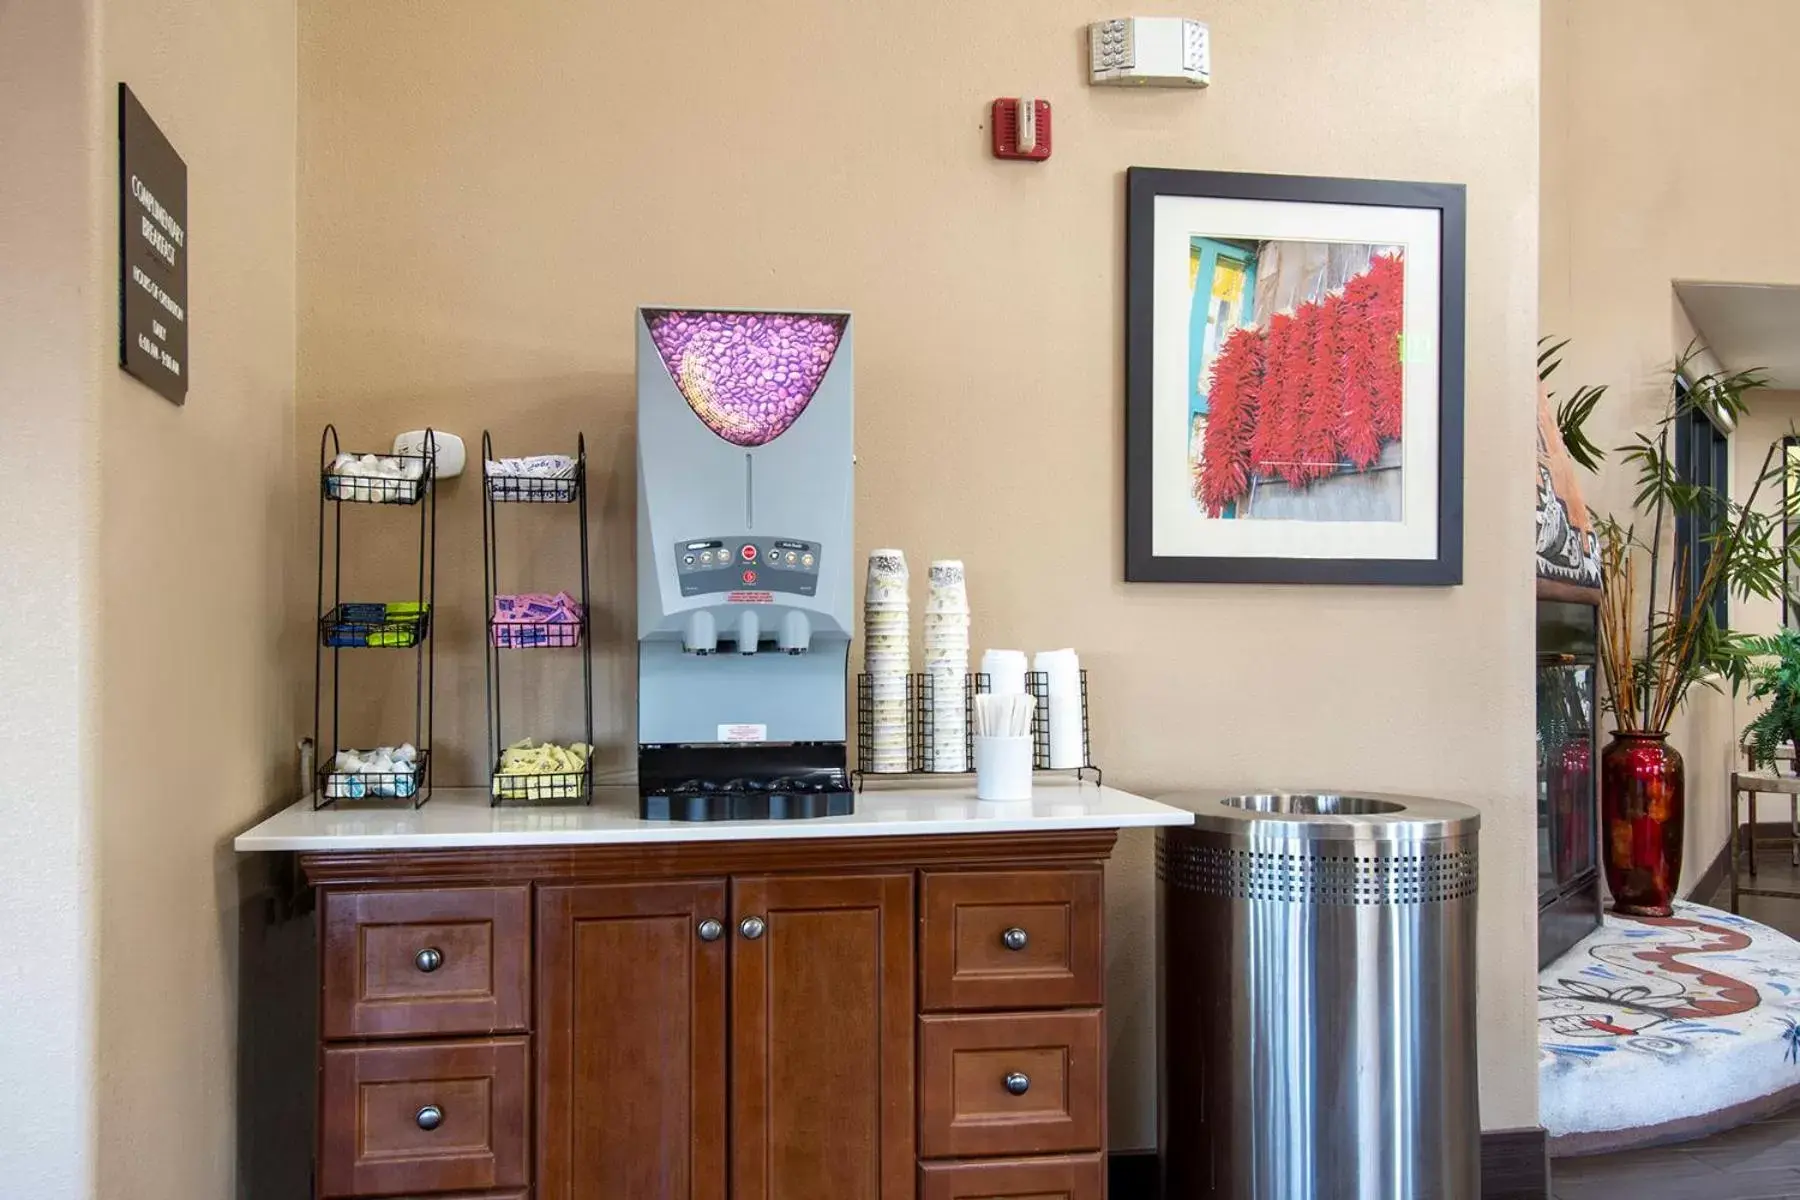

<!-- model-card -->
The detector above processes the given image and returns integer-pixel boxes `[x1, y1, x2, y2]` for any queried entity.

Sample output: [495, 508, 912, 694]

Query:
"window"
[1673, 378, 1729, 628]
[1784, 437, 1800, 628]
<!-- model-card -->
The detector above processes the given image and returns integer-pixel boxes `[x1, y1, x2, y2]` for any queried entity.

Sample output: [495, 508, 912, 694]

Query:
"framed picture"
[1124, 168, 1466, 585]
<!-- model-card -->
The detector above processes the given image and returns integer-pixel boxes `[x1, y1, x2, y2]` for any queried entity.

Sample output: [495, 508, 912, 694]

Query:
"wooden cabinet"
[919, 869, 1102, 1012]
[318, 1037, 529, 1197]
[918, 1154, 1105, 1200]
[322, 886, 531, 1039]
[302, 830, 1118, 1200]
[537, 880, 728, 1200]
[534, 872, 912, 1200]
[730, 873, 914, 1200]
[919, 1011, 1103, 1159]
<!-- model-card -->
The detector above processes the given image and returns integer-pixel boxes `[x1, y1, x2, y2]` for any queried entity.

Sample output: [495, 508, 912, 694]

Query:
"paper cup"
[974, 735, 1033, 801]
[871, 676, 908, 702]
[867, 548, 908, 576]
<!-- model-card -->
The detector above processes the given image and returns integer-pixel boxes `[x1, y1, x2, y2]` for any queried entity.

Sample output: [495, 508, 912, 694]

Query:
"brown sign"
[118, 84, 187, 405]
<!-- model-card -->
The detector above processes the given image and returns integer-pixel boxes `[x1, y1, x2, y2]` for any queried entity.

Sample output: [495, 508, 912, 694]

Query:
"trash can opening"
[1221, 793, 1406, 815]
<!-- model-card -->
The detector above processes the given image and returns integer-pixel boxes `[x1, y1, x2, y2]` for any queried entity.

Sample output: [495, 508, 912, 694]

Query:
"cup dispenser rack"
[851, 669, 1101, 790]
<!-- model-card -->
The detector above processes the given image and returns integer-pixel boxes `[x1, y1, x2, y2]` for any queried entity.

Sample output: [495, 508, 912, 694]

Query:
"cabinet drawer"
[320, 1038, 529, 1197]
[920, 1154, 1104, 1200]
[920, 869, 1102, 1011]
[919, 1011, 1102, 1159]
[323, 887, 530, 1039]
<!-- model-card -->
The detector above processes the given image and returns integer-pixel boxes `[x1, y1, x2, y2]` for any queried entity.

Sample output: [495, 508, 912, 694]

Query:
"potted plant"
[1547, 341, 1789, 916]
[1740, 628, 1800, 776]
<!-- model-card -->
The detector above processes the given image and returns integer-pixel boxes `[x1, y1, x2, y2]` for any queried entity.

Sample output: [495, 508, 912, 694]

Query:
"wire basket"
[486, 473, 580, 503]
[489, 619, 583, 649]
[323, 456, 432, 505]
[490, 763, 593, 804]
[321, 603, 431, 648]
[317, 750, 429, 807]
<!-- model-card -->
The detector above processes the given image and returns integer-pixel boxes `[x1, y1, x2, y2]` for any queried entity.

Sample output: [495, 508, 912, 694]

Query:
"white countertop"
[232, 778, 1193, 852]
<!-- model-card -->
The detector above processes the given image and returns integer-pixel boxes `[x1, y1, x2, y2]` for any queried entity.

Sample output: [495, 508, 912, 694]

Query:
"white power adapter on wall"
[393, 429, 467, 478]
[1089, 18, 1211, 88]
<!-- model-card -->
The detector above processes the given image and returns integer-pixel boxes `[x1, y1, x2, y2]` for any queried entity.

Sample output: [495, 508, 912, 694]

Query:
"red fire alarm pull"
[992, 98, 1052, 161]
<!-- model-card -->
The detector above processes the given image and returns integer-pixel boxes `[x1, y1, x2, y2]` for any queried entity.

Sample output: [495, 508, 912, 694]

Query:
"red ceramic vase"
[1599, 731, 1684, 917]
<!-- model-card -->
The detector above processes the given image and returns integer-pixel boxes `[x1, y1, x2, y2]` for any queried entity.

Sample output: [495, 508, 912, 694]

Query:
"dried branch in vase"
[1565, 343, 1792, 734]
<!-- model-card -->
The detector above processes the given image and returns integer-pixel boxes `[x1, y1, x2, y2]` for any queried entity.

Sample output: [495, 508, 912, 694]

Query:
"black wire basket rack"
[312, 424, 436, 810]
[482, 431, 596, 806]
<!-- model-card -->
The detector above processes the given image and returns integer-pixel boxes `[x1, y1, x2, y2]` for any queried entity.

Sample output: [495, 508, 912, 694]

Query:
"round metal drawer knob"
[1001, 927, 1029, 951]
[739, 915, 766, 940]
[1004, 1072, 1030, 1096]
[416, 1104, 444, 1131]
[414, 947, 443, 973]
[698, 919, 724, 942]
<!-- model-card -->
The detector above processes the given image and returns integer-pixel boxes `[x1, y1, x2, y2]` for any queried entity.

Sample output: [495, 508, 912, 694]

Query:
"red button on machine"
[741, 545, 758, 561]
[742, 569, 757, 585]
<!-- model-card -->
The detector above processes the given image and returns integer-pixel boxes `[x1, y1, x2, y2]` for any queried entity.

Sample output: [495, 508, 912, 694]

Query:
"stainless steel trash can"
[1158, 792, 1481, 1199]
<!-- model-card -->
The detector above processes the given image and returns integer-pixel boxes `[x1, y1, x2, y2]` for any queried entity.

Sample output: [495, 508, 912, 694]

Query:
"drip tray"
[641, 791, 854, 822]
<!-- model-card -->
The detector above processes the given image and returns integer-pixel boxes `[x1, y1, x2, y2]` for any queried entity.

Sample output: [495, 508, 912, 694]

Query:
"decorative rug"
[1540, 901, 1800, 1155]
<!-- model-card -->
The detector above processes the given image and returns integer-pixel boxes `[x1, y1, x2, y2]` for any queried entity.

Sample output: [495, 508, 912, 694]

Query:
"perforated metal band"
[1158, 835, 1478, 905]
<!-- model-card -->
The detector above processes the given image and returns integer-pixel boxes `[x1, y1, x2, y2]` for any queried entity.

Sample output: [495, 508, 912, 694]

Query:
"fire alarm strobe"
[991, 98, 1052, 161]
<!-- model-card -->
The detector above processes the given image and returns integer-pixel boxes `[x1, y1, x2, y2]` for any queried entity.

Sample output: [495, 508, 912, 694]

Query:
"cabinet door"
[537, 880, 728, 1200]
[731, 872, 915, 1200]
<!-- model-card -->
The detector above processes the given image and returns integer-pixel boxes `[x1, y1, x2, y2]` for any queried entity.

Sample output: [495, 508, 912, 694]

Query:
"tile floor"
[1551, 852, 1800, 1199]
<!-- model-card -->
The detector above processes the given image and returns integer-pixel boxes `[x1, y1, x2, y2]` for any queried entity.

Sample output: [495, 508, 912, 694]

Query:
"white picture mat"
[1150, 194, 1442, 561]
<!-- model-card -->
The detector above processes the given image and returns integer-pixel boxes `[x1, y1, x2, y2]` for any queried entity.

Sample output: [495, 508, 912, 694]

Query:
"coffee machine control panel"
[676, 537, 820, 597]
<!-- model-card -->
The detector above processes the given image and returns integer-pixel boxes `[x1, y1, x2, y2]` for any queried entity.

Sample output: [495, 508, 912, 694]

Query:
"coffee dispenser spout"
[683, 611, 718, 655]
[736, 610, 760, 655]
[779, 610, 811, 655]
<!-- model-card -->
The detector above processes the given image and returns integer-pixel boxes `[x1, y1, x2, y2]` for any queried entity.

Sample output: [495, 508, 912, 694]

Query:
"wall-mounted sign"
[118, 83, 187, 405]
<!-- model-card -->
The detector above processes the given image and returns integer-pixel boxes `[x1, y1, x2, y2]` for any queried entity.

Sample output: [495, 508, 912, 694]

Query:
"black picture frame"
[1124, 167, 1466, 585]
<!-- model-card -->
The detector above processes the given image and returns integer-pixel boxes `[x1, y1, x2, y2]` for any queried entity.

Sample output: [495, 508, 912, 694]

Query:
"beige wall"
[0, 0, 101, 1192]
[300, 0, 1542, 1139]
[1541, 0, 1800, 892]
[94, 2, 299, 1197]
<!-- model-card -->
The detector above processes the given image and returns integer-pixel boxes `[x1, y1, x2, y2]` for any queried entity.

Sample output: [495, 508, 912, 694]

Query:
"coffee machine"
[635, 307, 855, 820]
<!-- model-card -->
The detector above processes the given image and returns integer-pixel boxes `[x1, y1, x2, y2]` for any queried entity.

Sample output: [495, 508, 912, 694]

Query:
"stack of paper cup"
[924, 560, 971, 771]
[864, 550, 911, 773]
[981, 648, 1029, 697]
[1032, 648, 1085, 769]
